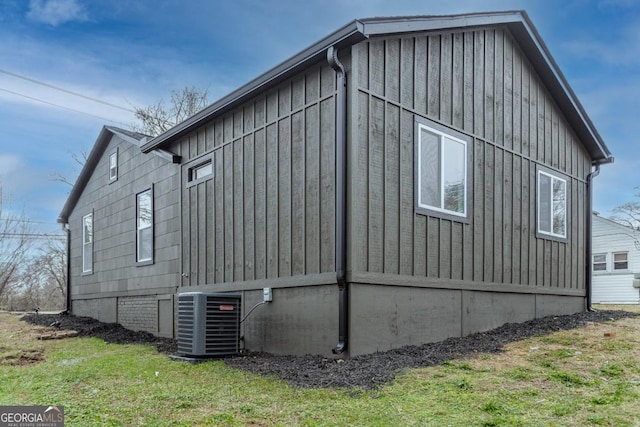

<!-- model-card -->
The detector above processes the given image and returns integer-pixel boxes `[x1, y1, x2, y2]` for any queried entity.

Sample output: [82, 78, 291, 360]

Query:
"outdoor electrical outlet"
[263, 288, 273, 302]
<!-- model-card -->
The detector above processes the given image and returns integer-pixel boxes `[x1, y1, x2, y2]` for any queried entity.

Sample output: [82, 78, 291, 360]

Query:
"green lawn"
[2, 306, 640, 426]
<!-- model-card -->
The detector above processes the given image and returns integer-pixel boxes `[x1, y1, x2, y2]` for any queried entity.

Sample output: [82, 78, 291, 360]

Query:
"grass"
[1, 305, 640, 426]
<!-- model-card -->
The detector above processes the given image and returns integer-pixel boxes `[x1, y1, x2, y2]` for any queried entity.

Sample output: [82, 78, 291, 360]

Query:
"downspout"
[327, 45, 348, 355]
[585, 157, 613, 311]
[63, 223, 71, 313]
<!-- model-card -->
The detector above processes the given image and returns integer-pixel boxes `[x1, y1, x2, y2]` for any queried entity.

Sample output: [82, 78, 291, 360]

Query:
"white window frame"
[109, 148, 118, 183]
[414, 116, 471, 222]
[82, 212, 93, 274]
[136, 187, 154, 265]
[592, 253, 607, 272]
[613, 252, 628, 271]
[536, 167, 568, 241]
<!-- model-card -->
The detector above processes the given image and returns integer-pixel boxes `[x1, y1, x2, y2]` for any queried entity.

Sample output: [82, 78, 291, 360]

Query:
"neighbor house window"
[415, 116, 471, 222]
[185, 153, 214, 188]
[82, 213, 93, 274]
[592, 254, 607, 272]
[109, 149, 118, 182]
[537, 168, 567, 240]
[136, 188, 153, 264]
[613, 252, 628, 270]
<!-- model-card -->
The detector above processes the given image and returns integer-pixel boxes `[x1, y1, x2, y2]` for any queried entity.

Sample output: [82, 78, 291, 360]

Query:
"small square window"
[613, 252, 628, 270]
[592, 254, 606, 272]
[109, 149, 118, 182]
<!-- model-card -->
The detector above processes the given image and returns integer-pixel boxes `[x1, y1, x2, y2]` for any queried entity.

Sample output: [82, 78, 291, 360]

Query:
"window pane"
[614, 253, 627, 262]
[443, 138, 465, 214]
[593, 254, 606, 263]
[552, 178, 566, 236]
[109, 152, 117, 179]
[420, 128, 441, 208]
[83, 244, 92, 272]
[83, 214, 92, 244]
[538, 173, 552, 233]
[137, 190, 152, 229]
[193, 162, 213, 180]
[138, 227, 152, 261]
[593, 263, 606, 271]
[614, 253, 628, 270]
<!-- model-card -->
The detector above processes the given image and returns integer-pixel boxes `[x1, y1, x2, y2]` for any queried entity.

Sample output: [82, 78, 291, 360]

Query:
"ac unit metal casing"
[177, 292, 241, 357]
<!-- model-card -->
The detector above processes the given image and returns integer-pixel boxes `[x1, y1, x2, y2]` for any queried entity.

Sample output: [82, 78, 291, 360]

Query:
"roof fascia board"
[359, 11, 524, 36]
[141, 20, 367, 153]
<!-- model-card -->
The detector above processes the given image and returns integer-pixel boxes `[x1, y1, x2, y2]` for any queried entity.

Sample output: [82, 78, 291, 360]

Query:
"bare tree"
[51, 149, 89, 188]
[133, 86, 209, 137]
[0, 188, 32, 309]
[13, 240, 66, 311]
[610, 190, 640, 230]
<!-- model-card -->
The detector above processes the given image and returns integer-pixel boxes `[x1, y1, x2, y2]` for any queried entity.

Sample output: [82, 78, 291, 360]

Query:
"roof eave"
[142, 11, 611, 162]
[141, 20, 367, 153]
[57, 126, 148, 224]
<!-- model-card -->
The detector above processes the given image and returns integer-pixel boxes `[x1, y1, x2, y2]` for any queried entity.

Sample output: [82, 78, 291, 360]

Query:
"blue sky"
[0, 0, 638, 241]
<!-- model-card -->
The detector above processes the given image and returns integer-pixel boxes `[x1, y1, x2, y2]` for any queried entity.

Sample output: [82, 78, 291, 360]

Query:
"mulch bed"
[22, 309, 638, 389]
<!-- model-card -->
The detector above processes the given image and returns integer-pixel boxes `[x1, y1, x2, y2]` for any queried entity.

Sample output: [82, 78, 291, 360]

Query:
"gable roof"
[593, 213, 640, 237]
[141, 10, 611, 163]
[57, 126, 149, 224]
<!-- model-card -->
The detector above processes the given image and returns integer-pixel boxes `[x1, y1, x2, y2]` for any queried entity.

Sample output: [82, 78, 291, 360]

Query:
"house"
[57, 126, 181, 338]
[59, 11, 613, 357]
[591, 213, 640, 304]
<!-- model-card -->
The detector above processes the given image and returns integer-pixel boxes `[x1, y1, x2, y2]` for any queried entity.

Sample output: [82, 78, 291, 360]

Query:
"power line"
[1, 233, 65, 240]
[0, 67, 135, 113]
[0, 87, 132, 127]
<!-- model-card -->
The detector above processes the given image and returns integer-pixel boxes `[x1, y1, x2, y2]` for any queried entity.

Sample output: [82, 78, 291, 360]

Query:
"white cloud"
[26, 0, 88, 26]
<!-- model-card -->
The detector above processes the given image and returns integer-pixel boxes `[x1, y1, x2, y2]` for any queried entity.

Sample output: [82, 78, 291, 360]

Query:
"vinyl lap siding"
[350, 28, 591, 291]
[175, 64, 337, 287]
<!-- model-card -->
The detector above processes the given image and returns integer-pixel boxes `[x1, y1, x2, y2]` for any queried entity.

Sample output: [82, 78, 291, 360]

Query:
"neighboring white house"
[592, 213, 640, 304]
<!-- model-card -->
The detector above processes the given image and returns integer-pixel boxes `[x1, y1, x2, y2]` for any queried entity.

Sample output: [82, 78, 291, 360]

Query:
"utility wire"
[0, 67, 135, 113]
[0, 87, 131, 127]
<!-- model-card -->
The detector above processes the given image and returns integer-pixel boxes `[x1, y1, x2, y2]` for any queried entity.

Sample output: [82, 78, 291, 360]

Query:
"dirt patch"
[0, 348, 45, 366]
[21, 309, 639, 389]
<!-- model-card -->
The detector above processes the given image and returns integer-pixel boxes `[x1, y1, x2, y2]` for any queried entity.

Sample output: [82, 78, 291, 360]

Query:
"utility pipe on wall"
[327, 45, 348, 355]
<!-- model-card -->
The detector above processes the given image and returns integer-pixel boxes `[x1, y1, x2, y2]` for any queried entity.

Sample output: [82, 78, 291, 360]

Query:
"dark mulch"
[22, 313, 176, 354]
[22, 309, 638, 389]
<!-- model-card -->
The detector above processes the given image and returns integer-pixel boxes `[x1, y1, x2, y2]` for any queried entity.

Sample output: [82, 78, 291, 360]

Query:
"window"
[82, 213, 93, 274]
[136, 188, 153, 264]
[537, 168, 567, 240]
[613, 252, 628, 270]
[592, 254, 607, 272]
[415, 116, 470, 221]
[109, 149, 118, 182]
[185, 153, 214, 188]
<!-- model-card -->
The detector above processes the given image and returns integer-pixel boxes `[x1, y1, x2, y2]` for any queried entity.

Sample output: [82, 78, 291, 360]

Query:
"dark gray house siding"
[346, 28, 593, 354]
[170, 63, 341, 355]
[61, 11, 612, 358]
[60, 127, 180, 338]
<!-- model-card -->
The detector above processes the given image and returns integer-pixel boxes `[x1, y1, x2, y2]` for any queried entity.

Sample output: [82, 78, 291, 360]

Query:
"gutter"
[585, 156, 614, 311]
[327, 45, 348, 355]
[63, 223, 71, 313]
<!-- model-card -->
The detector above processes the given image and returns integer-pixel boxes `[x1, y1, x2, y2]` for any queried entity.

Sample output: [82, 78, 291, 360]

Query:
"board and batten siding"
[349, 28, 591, 292]
[173, 63, 338, 288]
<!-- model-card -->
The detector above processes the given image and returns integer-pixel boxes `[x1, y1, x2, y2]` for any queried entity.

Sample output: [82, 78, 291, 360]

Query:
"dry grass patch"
[0, 312, 49, 366]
